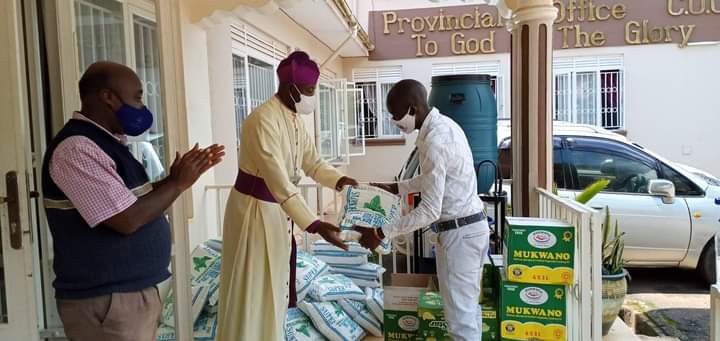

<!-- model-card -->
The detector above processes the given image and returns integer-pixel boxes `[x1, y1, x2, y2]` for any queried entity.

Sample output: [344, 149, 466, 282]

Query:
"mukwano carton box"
[500, 277, 567, 341]
[480, 302, 500, 341]
[504, 217, 575, 285]
[417, 290, 450, 341]
[384, 274, 436, 341]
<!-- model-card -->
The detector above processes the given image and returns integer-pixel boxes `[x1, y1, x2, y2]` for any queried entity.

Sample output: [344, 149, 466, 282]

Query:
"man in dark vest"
[41, 61, 225, 341]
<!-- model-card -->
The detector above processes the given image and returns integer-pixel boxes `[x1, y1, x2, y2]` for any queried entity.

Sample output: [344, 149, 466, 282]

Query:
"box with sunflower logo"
[503, 217, 575, 285]
[416, 290, 450, 341]
[500, 278, 567, 341]
[480, 302, 500, 341]
[384, 274, 434, 341]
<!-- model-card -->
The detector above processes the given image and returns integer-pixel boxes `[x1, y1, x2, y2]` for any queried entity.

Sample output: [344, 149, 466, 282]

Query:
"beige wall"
[180, 3, 220, 248]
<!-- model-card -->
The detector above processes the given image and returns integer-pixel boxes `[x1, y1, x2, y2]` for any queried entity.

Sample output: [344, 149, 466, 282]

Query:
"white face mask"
[393, 106, 416, 134]
[292, 84, 317, 115]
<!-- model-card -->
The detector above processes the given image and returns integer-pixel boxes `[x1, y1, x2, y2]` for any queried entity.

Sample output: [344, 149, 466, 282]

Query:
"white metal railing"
[204, 183, 342, 250]
[712, 233, 720, 341]
[712, 285, 720, 341]
[537, 188, 603, 341]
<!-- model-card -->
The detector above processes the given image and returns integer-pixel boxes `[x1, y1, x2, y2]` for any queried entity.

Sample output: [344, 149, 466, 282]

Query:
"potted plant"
[599, 208, 627, 335]
[574, 179, 628, 335]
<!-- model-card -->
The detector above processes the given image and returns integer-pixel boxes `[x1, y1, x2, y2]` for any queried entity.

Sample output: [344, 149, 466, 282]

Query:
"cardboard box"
[480, 255, 503, 305]
[384, 274, 436, 341]
[417, 291, 450, 341]
[480, 303, 500, 341]
[500, 278, 567, 341]
[504, 217, 575, 285]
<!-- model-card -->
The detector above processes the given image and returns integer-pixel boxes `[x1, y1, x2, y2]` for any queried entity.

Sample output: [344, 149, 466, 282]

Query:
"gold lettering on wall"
[625, 20, 696, 47]
[424, 16, 440, 32]
[668, 0, 720, 15]
[557, 24, 606, 48]
[376, 1, 719, 58]
[383, 12, 397, 34]
[461, 14, 474, 29]
[689, 0, 706, 15]
[451, 31, 496, 54]
[411, 17, 425, 32]
[554, 0, 626, 23]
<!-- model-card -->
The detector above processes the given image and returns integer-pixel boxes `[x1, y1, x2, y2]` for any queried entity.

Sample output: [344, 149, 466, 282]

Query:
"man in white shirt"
[355, 79, 490, 341]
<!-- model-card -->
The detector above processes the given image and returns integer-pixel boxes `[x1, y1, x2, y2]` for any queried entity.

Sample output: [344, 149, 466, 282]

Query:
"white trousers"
[435, 220, 490, 341]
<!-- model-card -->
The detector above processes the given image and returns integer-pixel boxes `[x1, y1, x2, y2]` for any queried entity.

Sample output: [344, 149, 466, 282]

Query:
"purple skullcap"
[277, 51, 320, 86]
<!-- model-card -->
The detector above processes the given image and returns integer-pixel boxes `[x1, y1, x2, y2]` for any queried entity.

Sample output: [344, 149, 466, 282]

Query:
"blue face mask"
[115, 103, 154, 136]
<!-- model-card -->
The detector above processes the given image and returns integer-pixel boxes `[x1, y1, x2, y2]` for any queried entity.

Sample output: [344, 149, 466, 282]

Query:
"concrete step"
[605, 317, 643, 341]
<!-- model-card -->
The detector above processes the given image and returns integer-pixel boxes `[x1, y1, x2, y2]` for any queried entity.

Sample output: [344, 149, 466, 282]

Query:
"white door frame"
[0, 0, 40, 340]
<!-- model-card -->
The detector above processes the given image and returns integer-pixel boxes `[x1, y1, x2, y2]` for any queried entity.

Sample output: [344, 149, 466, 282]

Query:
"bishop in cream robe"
[217, 93, 348, 340]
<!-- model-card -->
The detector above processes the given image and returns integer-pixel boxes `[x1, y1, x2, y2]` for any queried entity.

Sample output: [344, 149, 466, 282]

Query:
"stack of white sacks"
[157, 240, 223, 341]
[288, 250, 383, 341]
[287, 185, 401, 341]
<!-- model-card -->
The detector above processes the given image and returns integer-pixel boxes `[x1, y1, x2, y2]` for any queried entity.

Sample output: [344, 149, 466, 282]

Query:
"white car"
[398, 121, 720, 283]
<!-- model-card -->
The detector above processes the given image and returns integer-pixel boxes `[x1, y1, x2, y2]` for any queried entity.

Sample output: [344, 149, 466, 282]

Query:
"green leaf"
[193, 256, 212, 273]
[363, 195, 386, 216]
[295, 325, 311, 337]
[576, 179, 610, 204]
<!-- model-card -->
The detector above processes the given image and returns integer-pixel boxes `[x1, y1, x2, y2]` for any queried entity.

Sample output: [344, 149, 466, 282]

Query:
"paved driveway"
[626, 268, 710, 341]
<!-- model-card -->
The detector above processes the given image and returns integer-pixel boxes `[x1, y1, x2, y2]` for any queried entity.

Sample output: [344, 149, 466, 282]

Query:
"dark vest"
[41, 119, 171, 299]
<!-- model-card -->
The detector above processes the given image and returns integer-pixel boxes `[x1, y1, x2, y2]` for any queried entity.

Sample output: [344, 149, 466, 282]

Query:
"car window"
[497, 137, 565, 188]
[660, 163, 703, 196]
[566, 149, 659, 193]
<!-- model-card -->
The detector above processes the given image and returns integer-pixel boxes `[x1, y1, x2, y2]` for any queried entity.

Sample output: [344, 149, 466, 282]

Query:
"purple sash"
[234, 169, 276, 203]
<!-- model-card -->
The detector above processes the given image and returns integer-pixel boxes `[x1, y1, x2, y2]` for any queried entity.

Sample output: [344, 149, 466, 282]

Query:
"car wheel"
[698, 239, 716, 285]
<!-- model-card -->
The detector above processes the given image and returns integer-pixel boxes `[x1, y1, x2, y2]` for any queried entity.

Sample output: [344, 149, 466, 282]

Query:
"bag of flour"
[338, 299, 383, 337]
[193, 311, 218, 341]
[331, 263, 384, 288]
[313, 240, 370, 255]
[314, 251, 368, 266]
[337, 185, 399, 255]
[308, 274, 366, 302]
[191, 257, 221, 307]
[285, 308, 327, 341]
[365, 287, 384, 321]
[296, 250, 331, 302]
[338, 185, 401, 229]
[160, 285, 208, 328]
[312, 240, 369, 265]
[331, 262, 385, 279]
[298, 301, 366, 341]
[190, 243, 221, 279]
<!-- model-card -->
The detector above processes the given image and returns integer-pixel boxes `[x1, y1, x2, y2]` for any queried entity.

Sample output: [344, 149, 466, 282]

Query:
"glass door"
[0, 0, 40, 339]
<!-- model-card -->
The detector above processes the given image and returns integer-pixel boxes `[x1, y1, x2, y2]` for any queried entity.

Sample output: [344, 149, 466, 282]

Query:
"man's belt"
[430, 212, 486, 233]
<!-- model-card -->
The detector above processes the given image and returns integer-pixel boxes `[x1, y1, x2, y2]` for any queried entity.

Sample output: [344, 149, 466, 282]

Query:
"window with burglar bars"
[231, 55, 275, 147]
[230, 22, 287, 149]
[73, 0, 168, 181]
[232, 55, 248, 146]
[247, 57, 275, 110]
[75, 0, 125, 72]
[352, 67, 403, 139]
[553, 56, 624, 129]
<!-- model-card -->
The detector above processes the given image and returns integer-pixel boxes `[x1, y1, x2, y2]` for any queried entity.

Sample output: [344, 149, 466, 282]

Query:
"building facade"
[343, 0, 720, 181]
